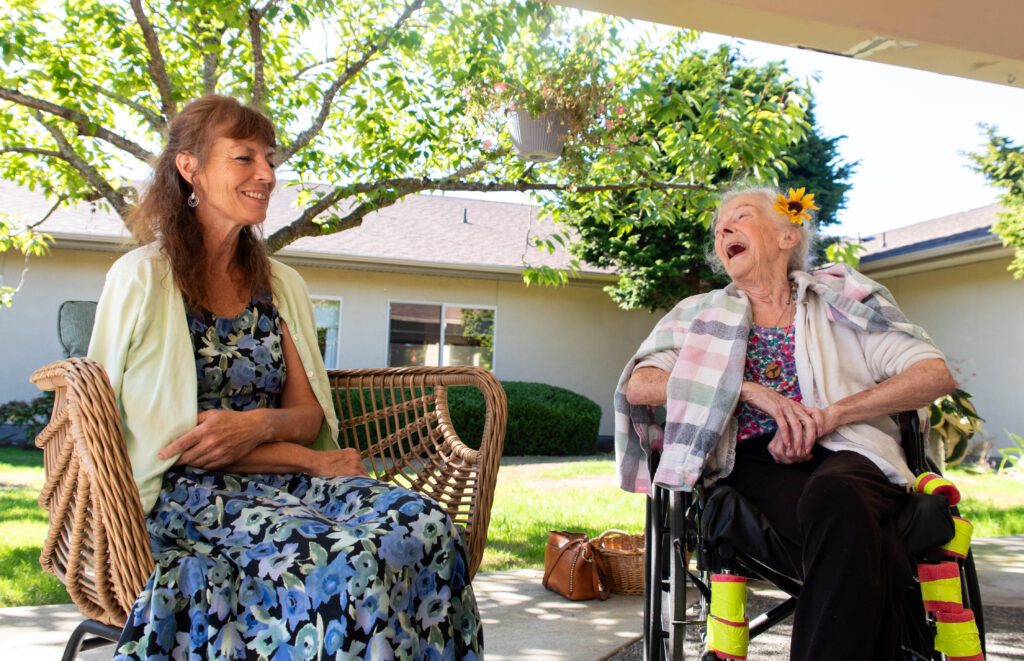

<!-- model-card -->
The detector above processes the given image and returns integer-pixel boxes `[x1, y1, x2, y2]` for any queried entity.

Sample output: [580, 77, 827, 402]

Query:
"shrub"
[0, 393, 53, 447]
[447, 381, 601, 456]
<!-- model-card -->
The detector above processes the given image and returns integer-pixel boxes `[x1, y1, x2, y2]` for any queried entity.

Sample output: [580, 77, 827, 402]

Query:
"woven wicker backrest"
[328, 366, 507, 578]
[31, 359, 155, 627]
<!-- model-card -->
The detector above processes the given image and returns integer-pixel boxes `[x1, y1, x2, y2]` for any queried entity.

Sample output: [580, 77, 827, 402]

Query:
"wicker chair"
[31, 358, 506, 660]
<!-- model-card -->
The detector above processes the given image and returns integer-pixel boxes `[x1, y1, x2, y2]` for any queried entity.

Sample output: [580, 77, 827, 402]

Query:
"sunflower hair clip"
[774, 187, 818, 225]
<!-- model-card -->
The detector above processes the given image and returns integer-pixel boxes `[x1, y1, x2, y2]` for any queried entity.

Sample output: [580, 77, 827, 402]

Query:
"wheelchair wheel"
[644, 485, 710, 660]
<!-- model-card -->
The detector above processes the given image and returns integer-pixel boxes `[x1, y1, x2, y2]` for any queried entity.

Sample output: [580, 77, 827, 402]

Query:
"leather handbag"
[542, 530, 611, 601]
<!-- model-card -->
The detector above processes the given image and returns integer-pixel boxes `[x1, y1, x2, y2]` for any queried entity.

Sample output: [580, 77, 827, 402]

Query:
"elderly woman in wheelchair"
[616, 186, 970, 660]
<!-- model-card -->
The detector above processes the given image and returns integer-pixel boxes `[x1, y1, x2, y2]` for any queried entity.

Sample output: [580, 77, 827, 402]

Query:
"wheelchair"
[643, 412, 985, 660]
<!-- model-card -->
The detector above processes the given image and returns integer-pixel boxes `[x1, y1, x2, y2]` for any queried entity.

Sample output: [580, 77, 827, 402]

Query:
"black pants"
[717, 435, 912, 661]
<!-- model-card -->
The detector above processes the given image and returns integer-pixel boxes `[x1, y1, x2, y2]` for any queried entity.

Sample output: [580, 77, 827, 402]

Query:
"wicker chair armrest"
[328, 366, 507, 577]
[30, 358, 154, 626]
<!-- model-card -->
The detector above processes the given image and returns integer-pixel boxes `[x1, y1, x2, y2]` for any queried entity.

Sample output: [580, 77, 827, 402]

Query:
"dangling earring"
[187, 190, 199, 208]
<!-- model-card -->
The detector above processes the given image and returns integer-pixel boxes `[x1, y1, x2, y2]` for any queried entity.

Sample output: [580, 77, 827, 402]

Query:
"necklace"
[763, 286, 794, 328]
[762, 289, 794, 380]
[770, 298, 792, 328]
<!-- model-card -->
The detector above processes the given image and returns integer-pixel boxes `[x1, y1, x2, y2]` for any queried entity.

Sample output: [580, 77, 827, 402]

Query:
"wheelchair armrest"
[896, 492, 955, 558]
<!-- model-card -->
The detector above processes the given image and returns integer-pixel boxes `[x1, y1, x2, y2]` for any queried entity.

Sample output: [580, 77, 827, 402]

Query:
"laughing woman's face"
[714, 194, 796, 286]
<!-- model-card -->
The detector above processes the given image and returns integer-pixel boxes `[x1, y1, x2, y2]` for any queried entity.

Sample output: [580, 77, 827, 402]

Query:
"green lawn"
[2, 447, 1022, 607]
[480, 457, 647, 572]
[945, 467, 1024, 538]
[0, 447, 70, 607]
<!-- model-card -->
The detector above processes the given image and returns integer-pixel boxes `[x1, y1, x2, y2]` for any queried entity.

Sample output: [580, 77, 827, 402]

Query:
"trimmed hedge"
[447, 381, 601, 456]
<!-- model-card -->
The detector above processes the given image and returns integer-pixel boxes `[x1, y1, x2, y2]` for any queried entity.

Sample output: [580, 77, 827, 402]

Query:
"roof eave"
[859, 235, 1010, 279]
[47, 233, 617, 286]
[274, 247, 617, 286]
[49, 231, 131, 252]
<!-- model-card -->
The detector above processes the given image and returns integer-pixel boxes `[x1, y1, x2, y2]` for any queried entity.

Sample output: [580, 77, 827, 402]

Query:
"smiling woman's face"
[714, 193, 795, 286]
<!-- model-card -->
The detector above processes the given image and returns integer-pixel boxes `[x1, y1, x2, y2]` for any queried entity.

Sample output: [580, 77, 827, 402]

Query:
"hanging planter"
[506, 109, 570, 163]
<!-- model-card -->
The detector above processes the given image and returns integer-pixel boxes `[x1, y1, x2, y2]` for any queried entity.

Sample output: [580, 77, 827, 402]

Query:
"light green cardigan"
[87, 243, 340, 514]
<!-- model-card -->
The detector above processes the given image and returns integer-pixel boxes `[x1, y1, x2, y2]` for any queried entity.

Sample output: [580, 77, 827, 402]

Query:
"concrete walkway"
[0, 569, 644, 660]
[2, 537, 1020, 660]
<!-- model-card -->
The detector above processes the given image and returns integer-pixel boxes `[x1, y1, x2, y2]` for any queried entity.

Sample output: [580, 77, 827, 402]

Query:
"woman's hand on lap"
[307, 448, 369, 478]
[158, 409, 265, 469]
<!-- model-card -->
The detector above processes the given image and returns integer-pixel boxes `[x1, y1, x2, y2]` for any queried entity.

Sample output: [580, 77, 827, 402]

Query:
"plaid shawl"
[614, 263, 934, 494]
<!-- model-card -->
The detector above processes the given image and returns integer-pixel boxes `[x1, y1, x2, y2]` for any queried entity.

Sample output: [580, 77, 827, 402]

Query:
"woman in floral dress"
[88, 95, 481, 660]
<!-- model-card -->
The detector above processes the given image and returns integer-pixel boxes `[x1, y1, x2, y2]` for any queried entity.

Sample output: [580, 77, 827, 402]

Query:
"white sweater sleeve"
[636, 348, 679, 373]
[859, 329, 946, 383]
[87, 254, 146, 406]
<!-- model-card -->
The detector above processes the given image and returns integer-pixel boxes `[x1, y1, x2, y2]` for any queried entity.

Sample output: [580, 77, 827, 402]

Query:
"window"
[388, 303, 494, 369]
[311, 298, 342, 369]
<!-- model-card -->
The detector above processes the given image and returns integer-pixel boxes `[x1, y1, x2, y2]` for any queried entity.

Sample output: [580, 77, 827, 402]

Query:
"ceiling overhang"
[553, 0, 1024, 88]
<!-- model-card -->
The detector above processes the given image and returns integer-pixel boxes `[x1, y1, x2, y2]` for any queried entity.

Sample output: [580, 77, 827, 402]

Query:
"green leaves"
[550, 42, 855, 311]
[970, 124, 1024, 278]
[824, 239, 865, 268]
[929, 389, 984, 467]
[0, 212, 52, 308]
[2, 1, 846, 312]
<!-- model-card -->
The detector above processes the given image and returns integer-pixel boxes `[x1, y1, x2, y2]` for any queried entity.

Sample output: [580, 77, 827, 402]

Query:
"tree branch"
[28, 195, 67, 229]
[279, 0, 427, 163]
[202, 35, 221, 95]
[249, 1, 277, 107]
[264, 148, 710, 252]
[266, 194, 410, 252]
[0, 87, 156, 163]
[340, 178, 713, 195]
[90, 85, 166, 132]
[35, 115, 131, 218]
[269, 154, 506, 251]
[0, 146, 64, 159]
[289, 56, 337, 83]
[130, 0, 177, 118]
[268, 156, 494, 249]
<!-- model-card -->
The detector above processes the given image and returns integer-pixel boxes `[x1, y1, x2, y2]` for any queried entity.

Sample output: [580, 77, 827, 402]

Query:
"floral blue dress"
[115, 293, 482, 660]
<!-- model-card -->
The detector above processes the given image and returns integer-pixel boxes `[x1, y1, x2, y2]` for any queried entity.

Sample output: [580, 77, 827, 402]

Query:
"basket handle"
[594, 529, 633, 544]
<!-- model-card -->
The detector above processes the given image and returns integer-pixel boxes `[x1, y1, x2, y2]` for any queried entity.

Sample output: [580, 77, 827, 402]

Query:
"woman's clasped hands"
[739, 381, 843, 464]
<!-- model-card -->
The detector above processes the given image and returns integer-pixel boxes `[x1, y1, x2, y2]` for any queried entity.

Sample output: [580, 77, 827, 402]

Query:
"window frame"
[385, 299, 497, 370]
[309, 295, 344, 370]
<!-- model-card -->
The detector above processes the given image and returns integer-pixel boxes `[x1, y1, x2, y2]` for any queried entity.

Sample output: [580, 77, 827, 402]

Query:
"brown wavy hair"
[129, 95, 277, 309]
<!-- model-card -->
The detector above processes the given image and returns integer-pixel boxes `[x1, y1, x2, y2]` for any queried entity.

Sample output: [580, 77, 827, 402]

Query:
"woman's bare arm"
[159, 320, 325, 470]
[626, 367, 670, 406]
[820, 358, 956, 435]
[218, 442, 367, 477]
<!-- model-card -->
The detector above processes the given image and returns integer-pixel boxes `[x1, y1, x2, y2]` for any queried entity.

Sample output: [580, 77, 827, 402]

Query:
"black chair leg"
[61, 619, 121, 661]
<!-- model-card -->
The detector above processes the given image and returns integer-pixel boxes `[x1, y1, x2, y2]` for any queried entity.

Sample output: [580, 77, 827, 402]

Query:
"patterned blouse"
[735, 323, 803, 441]
[186, 292, 287, 412]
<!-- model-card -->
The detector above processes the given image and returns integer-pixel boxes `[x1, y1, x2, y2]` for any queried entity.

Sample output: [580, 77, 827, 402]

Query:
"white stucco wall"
[1, 248, 116, 401]
[0, 247, 658, 437]
[877, 258, 1024, 452]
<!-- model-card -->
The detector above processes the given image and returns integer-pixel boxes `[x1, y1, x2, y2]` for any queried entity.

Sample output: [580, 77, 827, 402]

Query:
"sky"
[451, 22, 1024, 240]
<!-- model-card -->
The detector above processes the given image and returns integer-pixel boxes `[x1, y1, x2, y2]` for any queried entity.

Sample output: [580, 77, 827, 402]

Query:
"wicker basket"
[594, 530, 645, 595]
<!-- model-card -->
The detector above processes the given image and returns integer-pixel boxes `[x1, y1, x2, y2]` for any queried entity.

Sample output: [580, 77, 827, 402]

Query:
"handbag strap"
[589, 544, 611, 601]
